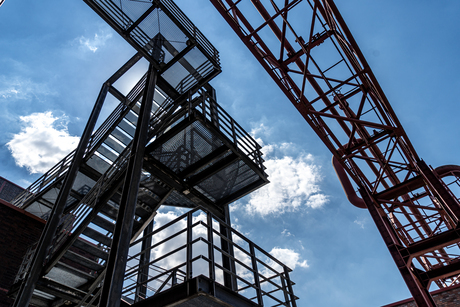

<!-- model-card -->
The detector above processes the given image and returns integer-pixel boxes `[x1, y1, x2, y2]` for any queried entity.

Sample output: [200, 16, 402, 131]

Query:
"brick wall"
[0, 199, 44, 307]
[0, 177, 24, 203]
[382, 284, 460, 307]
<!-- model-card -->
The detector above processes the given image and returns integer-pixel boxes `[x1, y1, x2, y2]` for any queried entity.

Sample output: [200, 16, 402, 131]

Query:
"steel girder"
[209, 0, 460, 306]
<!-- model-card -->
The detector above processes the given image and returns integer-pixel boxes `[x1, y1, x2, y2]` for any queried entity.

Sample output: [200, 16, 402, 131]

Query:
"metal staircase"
[10, 74, 271, 304]
[8, 1, 273, 306]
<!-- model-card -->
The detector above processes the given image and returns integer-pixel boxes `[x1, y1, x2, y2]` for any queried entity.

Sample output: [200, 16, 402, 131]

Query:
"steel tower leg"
[99, 62, 158, 307]
[12, 83, 108, 307]
[359, 188, 437, 307]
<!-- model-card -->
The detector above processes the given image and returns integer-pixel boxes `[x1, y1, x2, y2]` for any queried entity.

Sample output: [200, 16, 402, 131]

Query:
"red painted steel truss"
[209, 0, 460, 306]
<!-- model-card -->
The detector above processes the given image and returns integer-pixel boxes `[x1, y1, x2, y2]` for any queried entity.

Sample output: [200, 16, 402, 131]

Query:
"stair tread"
[63, 249, 105, 271]
[52, 262, 96, 282]
[82, 227, 112, 247]
[92, 214, 115, 232]
[74, 238, 109, 261]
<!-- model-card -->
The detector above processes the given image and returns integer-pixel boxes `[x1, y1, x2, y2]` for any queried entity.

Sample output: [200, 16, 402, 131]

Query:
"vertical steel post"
[359, 188, 437, 307]
[283, 266, 297, 307]
[186, 211, 193, 280]
[220, 204, 237, 290]
[135, 219, 154, 302]
[13, 83, 108, 307]
[207, 212, 216, 295]
[99, 62, 158, 307]
[249, 242, 263, 306]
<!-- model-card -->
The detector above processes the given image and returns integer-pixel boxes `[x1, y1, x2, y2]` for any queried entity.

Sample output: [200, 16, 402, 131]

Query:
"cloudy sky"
[1, 0, 460, 306]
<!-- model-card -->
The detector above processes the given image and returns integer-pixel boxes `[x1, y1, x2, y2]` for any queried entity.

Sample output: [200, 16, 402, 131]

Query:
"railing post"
[135, 219, 154, 302]
[283, 266, 297, 307]
[231, 119, 237, 145]
[249, 242, 263, 306]
[209, 87, 219, 129]
[207, 212, 216, 295]
[220, 205, 237, 291]
[186, 211, 193, 280]
[171, 269, 178, 286]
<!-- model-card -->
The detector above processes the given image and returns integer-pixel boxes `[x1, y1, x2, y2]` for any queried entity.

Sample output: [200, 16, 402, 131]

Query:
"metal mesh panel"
[150, 121, 223, 174]
[135, 9, 188, 57]
[87, 0, 219, 94]
[195, 160, 259, 202]
[163, 190, 195, 207]
[160, 60, 191, 90]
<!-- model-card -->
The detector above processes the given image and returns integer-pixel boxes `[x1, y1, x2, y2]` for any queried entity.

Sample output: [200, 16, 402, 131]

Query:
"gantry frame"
[209, 0, 460, 306]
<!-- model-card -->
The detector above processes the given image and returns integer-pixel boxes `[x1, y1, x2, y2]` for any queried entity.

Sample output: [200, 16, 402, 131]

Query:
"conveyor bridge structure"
[208, 1, 460, 307]
[7, 1, 298, 307]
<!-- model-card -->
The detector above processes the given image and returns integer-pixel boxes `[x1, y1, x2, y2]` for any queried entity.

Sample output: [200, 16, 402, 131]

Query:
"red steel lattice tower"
[210, 0, 460, 306]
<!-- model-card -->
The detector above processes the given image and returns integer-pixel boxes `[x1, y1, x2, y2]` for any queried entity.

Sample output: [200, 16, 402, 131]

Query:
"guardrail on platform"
[122, 207, 298, 307]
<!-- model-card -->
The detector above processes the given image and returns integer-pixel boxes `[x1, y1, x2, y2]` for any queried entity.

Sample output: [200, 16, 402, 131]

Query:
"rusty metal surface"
[209, 0, 460, 306]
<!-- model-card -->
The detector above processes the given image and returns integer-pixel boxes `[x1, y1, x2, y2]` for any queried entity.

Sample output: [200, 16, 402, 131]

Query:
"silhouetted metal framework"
[122, 207, 298, 306]
[8, 1, 292, 306]
[210, 0, 460, 306]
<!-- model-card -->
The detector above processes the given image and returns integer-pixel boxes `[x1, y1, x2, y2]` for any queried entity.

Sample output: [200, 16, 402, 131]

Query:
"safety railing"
[194, 90, 265, 172]
[12, 72, 159, 210]
[13, 91, 178, 284]
[160, 0, 219, 64]
[87, 0, 219, 66]
[122, 207, 298, 306]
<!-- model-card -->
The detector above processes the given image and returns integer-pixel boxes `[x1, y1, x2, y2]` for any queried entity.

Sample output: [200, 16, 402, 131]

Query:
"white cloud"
[6, 112, 80, 174]
[244, 152, 328, 216]
[242, 124, 329, 216]
[281, 229, 293, 237]
[0, 76, 57, 101]
[354, 217, 366, 229]
[269, 247, 309, 270]
[78, 31, 112, 53]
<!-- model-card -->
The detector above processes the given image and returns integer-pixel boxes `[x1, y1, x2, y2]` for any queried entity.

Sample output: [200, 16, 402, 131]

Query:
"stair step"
[53, 262, 96, 282]
[82, 227, 112, 247]
[92, 214, 115, 232]
[100, 203, 119, 221]
[74, 238, 109, 261]
[62, 249, 105, 272]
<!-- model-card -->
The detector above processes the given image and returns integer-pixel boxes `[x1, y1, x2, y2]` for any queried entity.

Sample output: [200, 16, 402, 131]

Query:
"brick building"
[382, 284, 460, 307]
[0, 199, 45, 307]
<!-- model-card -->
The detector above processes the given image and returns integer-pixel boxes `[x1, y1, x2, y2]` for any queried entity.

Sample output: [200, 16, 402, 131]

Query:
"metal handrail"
[123, 207, 298, 306]
[194, 90, 265, 171]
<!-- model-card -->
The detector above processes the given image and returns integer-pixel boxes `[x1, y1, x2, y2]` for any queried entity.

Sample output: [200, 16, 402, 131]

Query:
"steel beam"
[360, 188, 436, 307]
[417, 160, 460, 224]
[99, 62, 158, 307]
[12, 83, 108, 307]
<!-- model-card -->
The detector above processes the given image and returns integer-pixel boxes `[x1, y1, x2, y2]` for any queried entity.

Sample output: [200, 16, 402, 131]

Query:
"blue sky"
[1, 0, 460, 306]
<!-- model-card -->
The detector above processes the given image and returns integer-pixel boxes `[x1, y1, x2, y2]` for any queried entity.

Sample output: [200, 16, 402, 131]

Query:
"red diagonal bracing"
[211, 0, 460, 304]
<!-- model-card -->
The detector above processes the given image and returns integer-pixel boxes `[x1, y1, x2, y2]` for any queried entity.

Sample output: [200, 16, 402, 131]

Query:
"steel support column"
[135, 219, 154, 302]
[12, 83, 108, 307]
[220, 204, 237, 290]
[359, 188, 437, 307]
[99, 62, 158, 307]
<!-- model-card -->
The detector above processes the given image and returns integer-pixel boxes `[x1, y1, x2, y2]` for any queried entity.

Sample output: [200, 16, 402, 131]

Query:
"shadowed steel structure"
[210, 0, 460, 306]
[7, 1, 298, 306]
